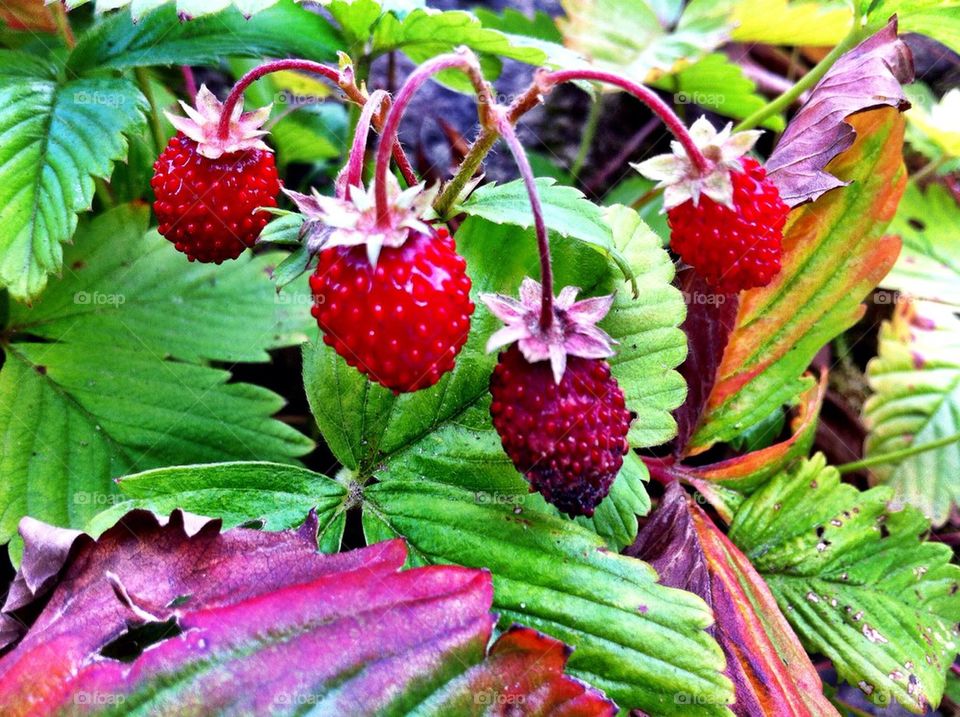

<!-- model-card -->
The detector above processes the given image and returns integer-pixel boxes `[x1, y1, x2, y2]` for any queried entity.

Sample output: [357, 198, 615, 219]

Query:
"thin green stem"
[734, 26, 863, 132]
[837, 430, 960, 474]
[570, 96, 602, 181]
[913, 155, 948, 183]
[135, 68, 166, 155]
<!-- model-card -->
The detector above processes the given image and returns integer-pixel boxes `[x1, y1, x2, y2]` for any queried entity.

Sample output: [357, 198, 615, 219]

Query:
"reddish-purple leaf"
[673, 268, 740, 456]
[628, 484, 838, 716]
[0, 510, 615, 716]
[765, 19, 914, 206]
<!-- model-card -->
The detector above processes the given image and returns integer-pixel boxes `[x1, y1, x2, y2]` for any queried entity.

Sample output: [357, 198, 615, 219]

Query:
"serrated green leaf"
[690, 110, 905, 450]
[558, 0, 732, 81]
[456, 177, 619, 261]
[0, 205, 314, 543]
[472, 7, 563, 42]
[0, 49, 58, 80]
[864, 299, 960, 527]
[67, 0, 341, 74]
[86, 462, 349, 551]
[882, 181, 960, 307]
[368, 5, 557, 89]
[0, 76, 147, 301]
[364, 479, 734, 715]
[729, 454, 960, 713]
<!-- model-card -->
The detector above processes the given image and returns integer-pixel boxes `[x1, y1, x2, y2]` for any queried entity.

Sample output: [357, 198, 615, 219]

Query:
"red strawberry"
[309, 225, 474, 393]
[152, 85, 279, 263]
[667, 157, 787, 292]
[152, 133, 279, 263]
[481, 279, 632, 516]
[490, 345, 631, 517]
[634, 118, 789, 292]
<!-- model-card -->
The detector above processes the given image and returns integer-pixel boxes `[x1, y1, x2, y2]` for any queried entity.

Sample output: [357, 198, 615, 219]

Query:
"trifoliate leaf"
[0, 205, 313, 544]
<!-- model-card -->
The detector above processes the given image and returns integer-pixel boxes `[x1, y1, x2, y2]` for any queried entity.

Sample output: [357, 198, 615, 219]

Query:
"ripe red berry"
[666, 157, 788, 292]
[310, 226, 474, 394]
[489, 345, 632, 517]
[151, 133, 280, 263]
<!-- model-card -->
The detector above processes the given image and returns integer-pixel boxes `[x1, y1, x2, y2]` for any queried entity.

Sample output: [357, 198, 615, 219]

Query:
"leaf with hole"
[0, 510, 615, 715]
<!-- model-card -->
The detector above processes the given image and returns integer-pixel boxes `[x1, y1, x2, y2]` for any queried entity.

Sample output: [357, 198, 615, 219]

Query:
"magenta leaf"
[765, 18, 914, 206]
[0, 510, 614, 716]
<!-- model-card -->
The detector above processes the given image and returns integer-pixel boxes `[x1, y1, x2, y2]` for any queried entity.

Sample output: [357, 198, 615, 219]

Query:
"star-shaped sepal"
[631, 117, 762, 210]
[480, 278, 616, 384]
[284, 177, 438, 267]
[165, 85, 272, 160]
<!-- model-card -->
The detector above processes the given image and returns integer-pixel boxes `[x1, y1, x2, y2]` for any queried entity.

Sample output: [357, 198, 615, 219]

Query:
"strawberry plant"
[0, 1, 959, 715]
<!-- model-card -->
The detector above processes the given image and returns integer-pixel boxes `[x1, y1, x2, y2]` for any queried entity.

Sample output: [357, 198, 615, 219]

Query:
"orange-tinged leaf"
[0, 0, 57, 33]
[629, 484, 839, 716]
[688, 369, 827, 491]
[689, 109, 906, 451]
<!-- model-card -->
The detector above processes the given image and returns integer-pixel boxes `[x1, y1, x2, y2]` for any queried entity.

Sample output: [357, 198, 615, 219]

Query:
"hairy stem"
[216, 59, 417, 186]
[494, 112, 554, 329]
[218, 59, 340, 139]
[837, 430, 960, 474]
[181, 66, 198, 103]
[344, 90, 389, 194]
[543, 69, 710, 174]
[374, 49, 493, 225]
[434, 83, 543, 217]
[734, 26, 862, 131]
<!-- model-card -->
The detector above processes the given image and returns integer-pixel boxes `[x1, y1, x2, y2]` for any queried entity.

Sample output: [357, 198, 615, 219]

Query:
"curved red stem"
[543, 69, 711, 175]
[217, 59, 340, 140]
[342, 89, 389, 196]
[373, 50, 492, 226]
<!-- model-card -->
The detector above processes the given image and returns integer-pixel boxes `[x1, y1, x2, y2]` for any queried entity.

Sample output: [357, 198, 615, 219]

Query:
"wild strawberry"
[288, 180, 474, 394]
[482, 279, 633, 517]
[635, 118, 789, 292]
[151, 86, 280, 263]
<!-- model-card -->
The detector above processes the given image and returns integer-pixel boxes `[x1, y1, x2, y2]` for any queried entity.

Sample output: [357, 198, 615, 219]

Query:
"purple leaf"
[0, 510, 615, 716]
[672, 268, 739, 455]
[765, 18, 914, 207]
